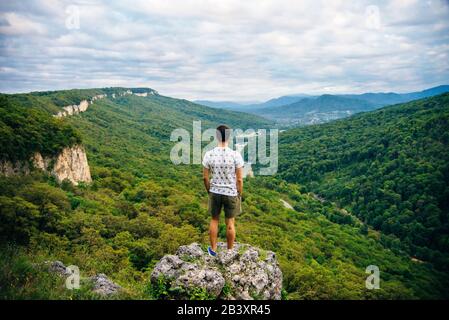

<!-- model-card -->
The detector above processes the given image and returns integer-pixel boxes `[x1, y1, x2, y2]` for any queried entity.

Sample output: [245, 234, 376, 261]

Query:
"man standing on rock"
[202, 125, 244, 256]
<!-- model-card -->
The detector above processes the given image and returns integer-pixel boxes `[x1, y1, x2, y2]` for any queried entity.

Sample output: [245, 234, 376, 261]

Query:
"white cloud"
[0, 0, 448, 100]
[0, 12, 47, 35]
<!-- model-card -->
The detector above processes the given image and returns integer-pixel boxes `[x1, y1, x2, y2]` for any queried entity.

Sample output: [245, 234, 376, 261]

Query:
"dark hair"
[216, 125, 231, 142]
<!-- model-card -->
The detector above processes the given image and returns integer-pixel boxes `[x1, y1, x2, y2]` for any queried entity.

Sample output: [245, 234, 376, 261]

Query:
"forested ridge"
[279, 93, 449, 270]
[1, 89, 448, 299]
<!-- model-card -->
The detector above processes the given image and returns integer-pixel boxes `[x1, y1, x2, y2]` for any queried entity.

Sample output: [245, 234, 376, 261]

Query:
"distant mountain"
[342, 85, 449, 107]
[195, 94, 310, 111]
[407, 84, 449, 98]
[341, 92, 407, 106]
[243, 94, 311, 110]
[250, 94, 376, 126]
[233, 85, 449, 126]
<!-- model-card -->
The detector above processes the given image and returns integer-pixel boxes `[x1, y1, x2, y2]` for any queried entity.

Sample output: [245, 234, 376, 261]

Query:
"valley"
[1, 87, 448, 299]
[197, 85, 449, 126]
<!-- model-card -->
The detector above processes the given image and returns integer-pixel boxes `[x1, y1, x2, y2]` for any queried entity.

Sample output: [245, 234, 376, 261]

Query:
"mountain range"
[196, 85, 449, 126]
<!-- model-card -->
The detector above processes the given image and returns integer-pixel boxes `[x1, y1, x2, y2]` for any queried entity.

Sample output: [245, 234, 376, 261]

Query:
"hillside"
[279, 93, 449, 270]
[1, 88, 448, 299]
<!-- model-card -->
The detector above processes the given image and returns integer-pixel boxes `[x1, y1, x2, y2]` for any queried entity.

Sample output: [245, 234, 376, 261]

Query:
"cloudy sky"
[1, 0, 449, 101]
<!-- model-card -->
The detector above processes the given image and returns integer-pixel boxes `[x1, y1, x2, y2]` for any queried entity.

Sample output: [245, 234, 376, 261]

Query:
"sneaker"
[207, 247, 217, 257]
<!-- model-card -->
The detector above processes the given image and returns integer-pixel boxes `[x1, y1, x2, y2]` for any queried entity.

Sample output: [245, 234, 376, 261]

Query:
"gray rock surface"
[151, 242, 282, 300]
[89, 273, 122, 296]
[50, 145, 92, 185]
[47, 260, 72, 277]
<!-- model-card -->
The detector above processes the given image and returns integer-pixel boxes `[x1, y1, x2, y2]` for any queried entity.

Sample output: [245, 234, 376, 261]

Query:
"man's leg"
[225, 217, 235, 250]
[209, 216, 219, 251]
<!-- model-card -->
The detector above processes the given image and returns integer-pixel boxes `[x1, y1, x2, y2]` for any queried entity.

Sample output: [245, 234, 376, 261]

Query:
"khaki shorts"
[208, 192, 241, 219]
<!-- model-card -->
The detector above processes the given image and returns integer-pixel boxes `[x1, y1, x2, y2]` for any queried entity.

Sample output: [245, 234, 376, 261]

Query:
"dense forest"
[1, 89, 448, 299]
[0, 94, 81, 162]
[279, 94, 449, 270]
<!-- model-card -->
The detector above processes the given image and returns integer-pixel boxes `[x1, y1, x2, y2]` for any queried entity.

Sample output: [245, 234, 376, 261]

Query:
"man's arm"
[203, 167, 210, 193]
[236, 167, 243, 196]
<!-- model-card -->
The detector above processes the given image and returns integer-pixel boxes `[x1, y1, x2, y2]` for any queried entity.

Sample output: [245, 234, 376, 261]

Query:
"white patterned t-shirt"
[202, 147, 244, 196]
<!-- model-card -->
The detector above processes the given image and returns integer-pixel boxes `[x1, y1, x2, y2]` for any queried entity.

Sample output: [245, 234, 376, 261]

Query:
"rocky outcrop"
[0, 144, 91, 185]
[56, 99, 90, 118]
[151, 242, 283, 300]
[133, 88, 158, 96]
[89, 274, 122, 296]
[49, 145, 91, 185]
[47, 261, 72, 277]
[280, 199, 294, 210]
[55, 94, 105, 118]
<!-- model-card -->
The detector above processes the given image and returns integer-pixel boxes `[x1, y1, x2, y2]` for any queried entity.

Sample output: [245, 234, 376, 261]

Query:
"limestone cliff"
[55, 94, 106, 118]
[0, 145, 91, 185]
[45, 145, 92, 185]
[55, 89, 158, 118]
[151, 242, 283, 300]
[56, 99, 90, 118]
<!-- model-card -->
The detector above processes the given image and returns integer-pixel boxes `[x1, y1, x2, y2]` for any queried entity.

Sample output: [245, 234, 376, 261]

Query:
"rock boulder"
[151, 242, 282, 300]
